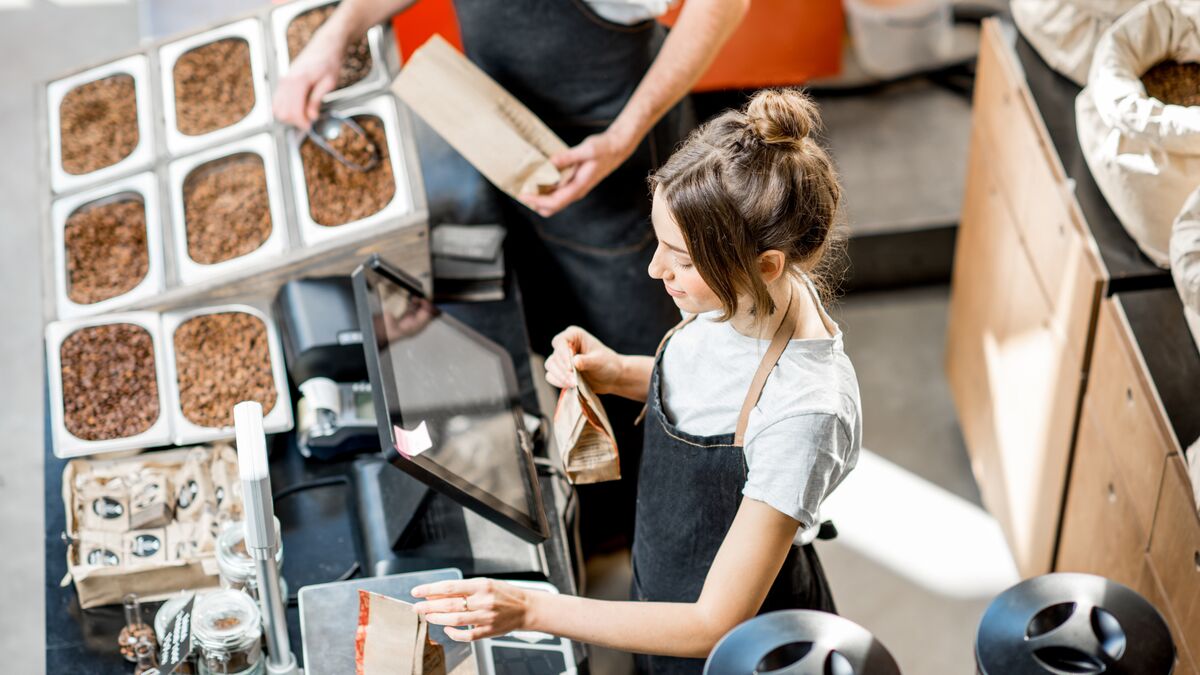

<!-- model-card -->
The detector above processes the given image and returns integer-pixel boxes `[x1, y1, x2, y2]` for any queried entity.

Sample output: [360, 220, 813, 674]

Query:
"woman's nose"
[648, 245, 668, 280]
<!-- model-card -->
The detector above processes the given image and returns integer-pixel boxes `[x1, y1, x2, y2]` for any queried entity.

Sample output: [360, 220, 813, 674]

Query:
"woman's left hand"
[519, 130, 636, 218]
[411, 578, 533, 642]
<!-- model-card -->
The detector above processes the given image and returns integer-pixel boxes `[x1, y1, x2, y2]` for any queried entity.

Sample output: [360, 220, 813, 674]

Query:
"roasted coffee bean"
[60, 323, 160, 441]
[300, 115, 394, 226]
[65, 198, 149, 304]
[174, 312, 278, 428]
[183, 153, 272, 264]
[1142, 60, 1200, 107]
[59, 74, 139, 175]
[287, 4, 373, 90]
[173, 38, 256, 136]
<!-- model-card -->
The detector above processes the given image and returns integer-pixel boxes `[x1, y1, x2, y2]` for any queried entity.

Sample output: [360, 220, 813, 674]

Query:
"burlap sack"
[1012, 0, 1140, 85]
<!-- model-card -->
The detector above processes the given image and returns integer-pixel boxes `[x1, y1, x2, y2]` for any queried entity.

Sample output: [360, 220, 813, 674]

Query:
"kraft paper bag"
[355, 590, 446, 675]
[554, 362, 620, 484]
[393, 35, 569, 201]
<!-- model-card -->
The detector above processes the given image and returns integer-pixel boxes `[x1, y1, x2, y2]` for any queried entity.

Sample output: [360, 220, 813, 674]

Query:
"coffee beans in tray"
[183, 153, 272, 264]
[300, 115, 394, 225]
[60, 323, 160, 441]
[173, 38, 256, 136]
[1142, 60, 1200, 107]
[59, 74, 139, 175]
[287, 4, 373, 90]
[65, 198, 149, 305]
[173, 312, 278, 429]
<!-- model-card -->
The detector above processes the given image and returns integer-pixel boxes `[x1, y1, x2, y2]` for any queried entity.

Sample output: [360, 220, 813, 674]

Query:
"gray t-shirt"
[659, 296, 861, 545]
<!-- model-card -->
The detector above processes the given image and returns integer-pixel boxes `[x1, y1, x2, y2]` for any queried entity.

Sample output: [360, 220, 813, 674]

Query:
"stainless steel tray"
[51, 171, 167, 320]
[161, 302, 293, 445]
[158, 17, 274, 158]
[269, 0, 392, 107]
[166, 132, 291, 286]
[45, 312, 174, 458]
[46, 55, 157, 195]
[287, 93, 415, 247]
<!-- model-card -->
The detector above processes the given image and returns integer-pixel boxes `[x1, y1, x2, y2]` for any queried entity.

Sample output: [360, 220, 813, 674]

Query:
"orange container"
[392, 0, 843, 89]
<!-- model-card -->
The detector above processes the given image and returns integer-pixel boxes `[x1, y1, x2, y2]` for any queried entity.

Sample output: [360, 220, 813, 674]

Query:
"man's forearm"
[609, 0, 750, 148]
[324, 0, 420, 43]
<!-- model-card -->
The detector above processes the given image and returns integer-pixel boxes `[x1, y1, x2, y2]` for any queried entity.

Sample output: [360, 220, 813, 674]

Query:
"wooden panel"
[1056, 405, 1147, 588]
[1148, 454, 1200, 663]
[1086, 300, 1176, 537]
[1137, 555, 1200, 675]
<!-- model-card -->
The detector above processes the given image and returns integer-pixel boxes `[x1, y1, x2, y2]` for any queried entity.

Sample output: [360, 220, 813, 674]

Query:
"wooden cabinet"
[945, 20, 1104, 576]
[1148, 454, 1200, 666]
[1137, 554, 1199, 675]
[1056, 406, 1147, 588]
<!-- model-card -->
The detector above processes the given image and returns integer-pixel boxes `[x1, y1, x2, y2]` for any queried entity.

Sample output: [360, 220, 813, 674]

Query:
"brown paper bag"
[553, 363, 621, 484]
[393, 35, 569, 200]
[355, 590, 445, 675]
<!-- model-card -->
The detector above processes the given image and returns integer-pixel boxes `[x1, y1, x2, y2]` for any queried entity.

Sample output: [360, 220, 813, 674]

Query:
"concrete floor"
[0, 3, 1009, 674]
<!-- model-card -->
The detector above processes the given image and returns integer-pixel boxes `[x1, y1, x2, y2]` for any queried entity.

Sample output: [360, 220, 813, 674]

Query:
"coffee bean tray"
[45, 55, 157, 196]
[287, 93, 415, 247]
[166, 132, 290, 285]
[45, 304, 293, 457]
[270, 0, 390, 108]
[45, 312, 174, 458]
[161, 303, 293, 445]
[158, 18, 273, 158]
[37, 0, 428, 330]
[50, 171, 167, 320]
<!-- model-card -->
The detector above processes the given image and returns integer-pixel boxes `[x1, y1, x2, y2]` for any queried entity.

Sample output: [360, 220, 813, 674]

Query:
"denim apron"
[631, 298, 838, 674]
[450, 0, 694, 550]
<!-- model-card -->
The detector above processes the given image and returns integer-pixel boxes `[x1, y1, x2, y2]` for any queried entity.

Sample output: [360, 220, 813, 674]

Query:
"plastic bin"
[844, 0, 953, 79]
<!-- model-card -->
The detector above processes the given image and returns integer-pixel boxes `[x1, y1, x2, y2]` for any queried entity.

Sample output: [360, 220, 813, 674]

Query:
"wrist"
[523, 589, 547, 633]
[606, 117, 648, 158]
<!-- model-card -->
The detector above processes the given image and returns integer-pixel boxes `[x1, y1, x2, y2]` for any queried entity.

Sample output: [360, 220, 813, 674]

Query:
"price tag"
[157, 596, 195, 675]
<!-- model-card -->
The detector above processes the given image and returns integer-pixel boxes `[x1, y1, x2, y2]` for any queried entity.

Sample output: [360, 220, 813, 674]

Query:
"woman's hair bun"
[745, 88, 818, 149]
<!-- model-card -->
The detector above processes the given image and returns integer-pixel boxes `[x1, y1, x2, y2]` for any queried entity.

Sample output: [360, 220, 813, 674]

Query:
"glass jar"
[216, 518, 285, 601]
[193, 589, 263, 675]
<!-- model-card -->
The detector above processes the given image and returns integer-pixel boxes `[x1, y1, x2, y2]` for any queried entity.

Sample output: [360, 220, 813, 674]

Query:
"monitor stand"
[351, 455, 549, 580]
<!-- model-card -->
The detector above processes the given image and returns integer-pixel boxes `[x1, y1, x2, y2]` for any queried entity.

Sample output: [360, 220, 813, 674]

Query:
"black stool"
[704, 610, 901, 674]
[976, 572, 1176, 674]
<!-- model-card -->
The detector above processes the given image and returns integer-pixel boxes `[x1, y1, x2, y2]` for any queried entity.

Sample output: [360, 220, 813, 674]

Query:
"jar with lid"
[216, 518, 285, 601]
[193, 589, 263, 675]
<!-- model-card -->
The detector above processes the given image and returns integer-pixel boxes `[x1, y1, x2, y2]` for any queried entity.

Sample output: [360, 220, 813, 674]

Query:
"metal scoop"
[306, 113, 381, 172]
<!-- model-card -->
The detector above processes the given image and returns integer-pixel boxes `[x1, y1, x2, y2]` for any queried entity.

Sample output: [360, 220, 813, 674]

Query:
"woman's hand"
[545, 326, 625, 394]
[518, 129, 636, 218]
[412, 578, 534, 642]
[273, 23, 349, 131]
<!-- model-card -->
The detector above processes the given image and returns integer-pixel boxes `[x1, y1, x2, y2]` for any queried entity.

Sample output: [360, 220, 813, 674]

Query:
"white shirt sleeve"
[741, 412, 851, 528]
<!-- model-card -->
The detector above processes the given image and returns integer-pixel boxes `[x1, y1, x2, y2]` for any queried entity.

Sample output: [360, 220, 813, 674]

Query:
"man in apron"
[276, 0, 748, 549]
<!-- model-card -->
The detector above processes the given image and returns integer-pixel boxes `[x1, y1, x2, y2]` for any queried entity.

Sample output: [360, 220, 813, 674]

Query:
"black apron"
[631, 297, 838, 675]
[448, 0, 695, 551]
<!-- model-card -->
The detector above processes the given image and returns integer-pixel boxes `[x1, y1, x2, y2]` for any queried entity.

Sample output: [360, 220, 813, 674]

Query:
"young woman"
[411, 89, 862, 673]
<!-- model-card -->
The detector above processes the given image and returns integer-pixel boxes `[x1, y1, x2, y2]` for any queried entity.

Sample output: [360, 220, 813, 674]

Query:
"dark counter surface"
[1010, 27, 1173, 293]
[44, 275, 578, 673]
[1115, 288, 1200, 452]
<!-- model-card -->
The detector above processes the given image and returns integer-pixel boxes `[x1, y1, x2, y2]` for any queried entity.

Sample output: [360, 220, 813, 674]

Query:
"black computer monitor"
[352, 255, 550, 543]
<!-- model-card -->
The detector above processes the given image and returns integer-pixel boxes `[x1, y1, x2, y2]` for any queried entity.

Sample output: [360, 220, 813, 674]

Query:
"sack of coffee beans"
[129, 470, 173, 530]
[78, 531, 124, 570]
[77, 477, 130, 533]
[1170, 187, 1200, 355]
[1078, 0, 1200, 267]
[124, 529, 168, 566]
[1012, 0, 1140, 86]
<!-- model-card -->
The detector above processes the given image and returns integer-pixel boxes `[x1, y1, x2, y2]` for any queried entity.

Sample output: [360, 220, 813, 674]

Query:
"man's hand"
[273, 24, 349, 131]
[518, 130, 636, 218]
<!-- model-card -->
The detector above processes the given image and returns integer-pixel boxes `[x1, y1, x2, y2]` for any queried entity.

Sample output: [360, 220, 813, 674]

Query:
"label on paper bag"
[554, 362, 620, 484]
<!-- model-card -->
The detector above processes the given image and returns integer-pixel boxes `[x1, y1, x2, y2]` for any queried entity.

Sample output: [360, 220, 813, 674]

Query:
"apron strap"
[634, 314, 697, 425]
[733, 292, 799, 447]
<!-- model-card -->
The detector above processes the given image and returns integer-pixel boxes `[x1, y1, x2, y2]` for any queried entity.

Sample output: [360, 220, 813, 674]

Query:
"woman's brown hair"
[650, 88, 844, 322]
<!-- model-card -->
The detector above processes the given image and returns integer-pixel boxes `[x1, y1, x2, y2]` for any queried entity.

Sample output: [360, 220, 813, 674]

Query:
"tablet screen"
[354, 257, 548, 542]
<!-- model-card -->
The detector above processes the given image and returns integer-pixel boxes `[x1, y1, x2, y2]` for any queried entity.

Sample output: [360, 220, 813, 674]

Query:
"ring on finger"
[462, 596, 470, 612]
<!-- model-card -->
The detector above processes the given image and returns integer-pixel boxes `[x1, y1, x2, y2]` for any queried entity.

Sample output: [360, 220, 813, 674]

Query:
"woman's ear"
[757, 250, 787, 284]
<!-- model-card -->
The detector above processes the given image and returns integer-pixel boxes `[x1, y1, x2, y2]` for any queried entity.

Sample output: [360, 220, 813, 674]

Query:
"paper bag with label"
[355, 591, 446, 675]
[554, 363, 620, 484]
[393, 35, 569, 200]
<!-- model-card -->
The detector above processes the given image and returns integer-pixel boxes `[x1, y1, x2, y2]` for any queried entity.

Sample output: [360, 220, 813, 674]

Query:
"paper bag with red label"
[553, 362, 620, 484]
[355, 591, 446, 675]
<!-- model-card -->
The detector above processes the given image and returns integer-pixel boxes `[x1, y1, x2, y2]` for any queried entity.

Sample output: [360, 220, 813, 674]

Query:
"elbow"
[686, 606, 751, 659]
